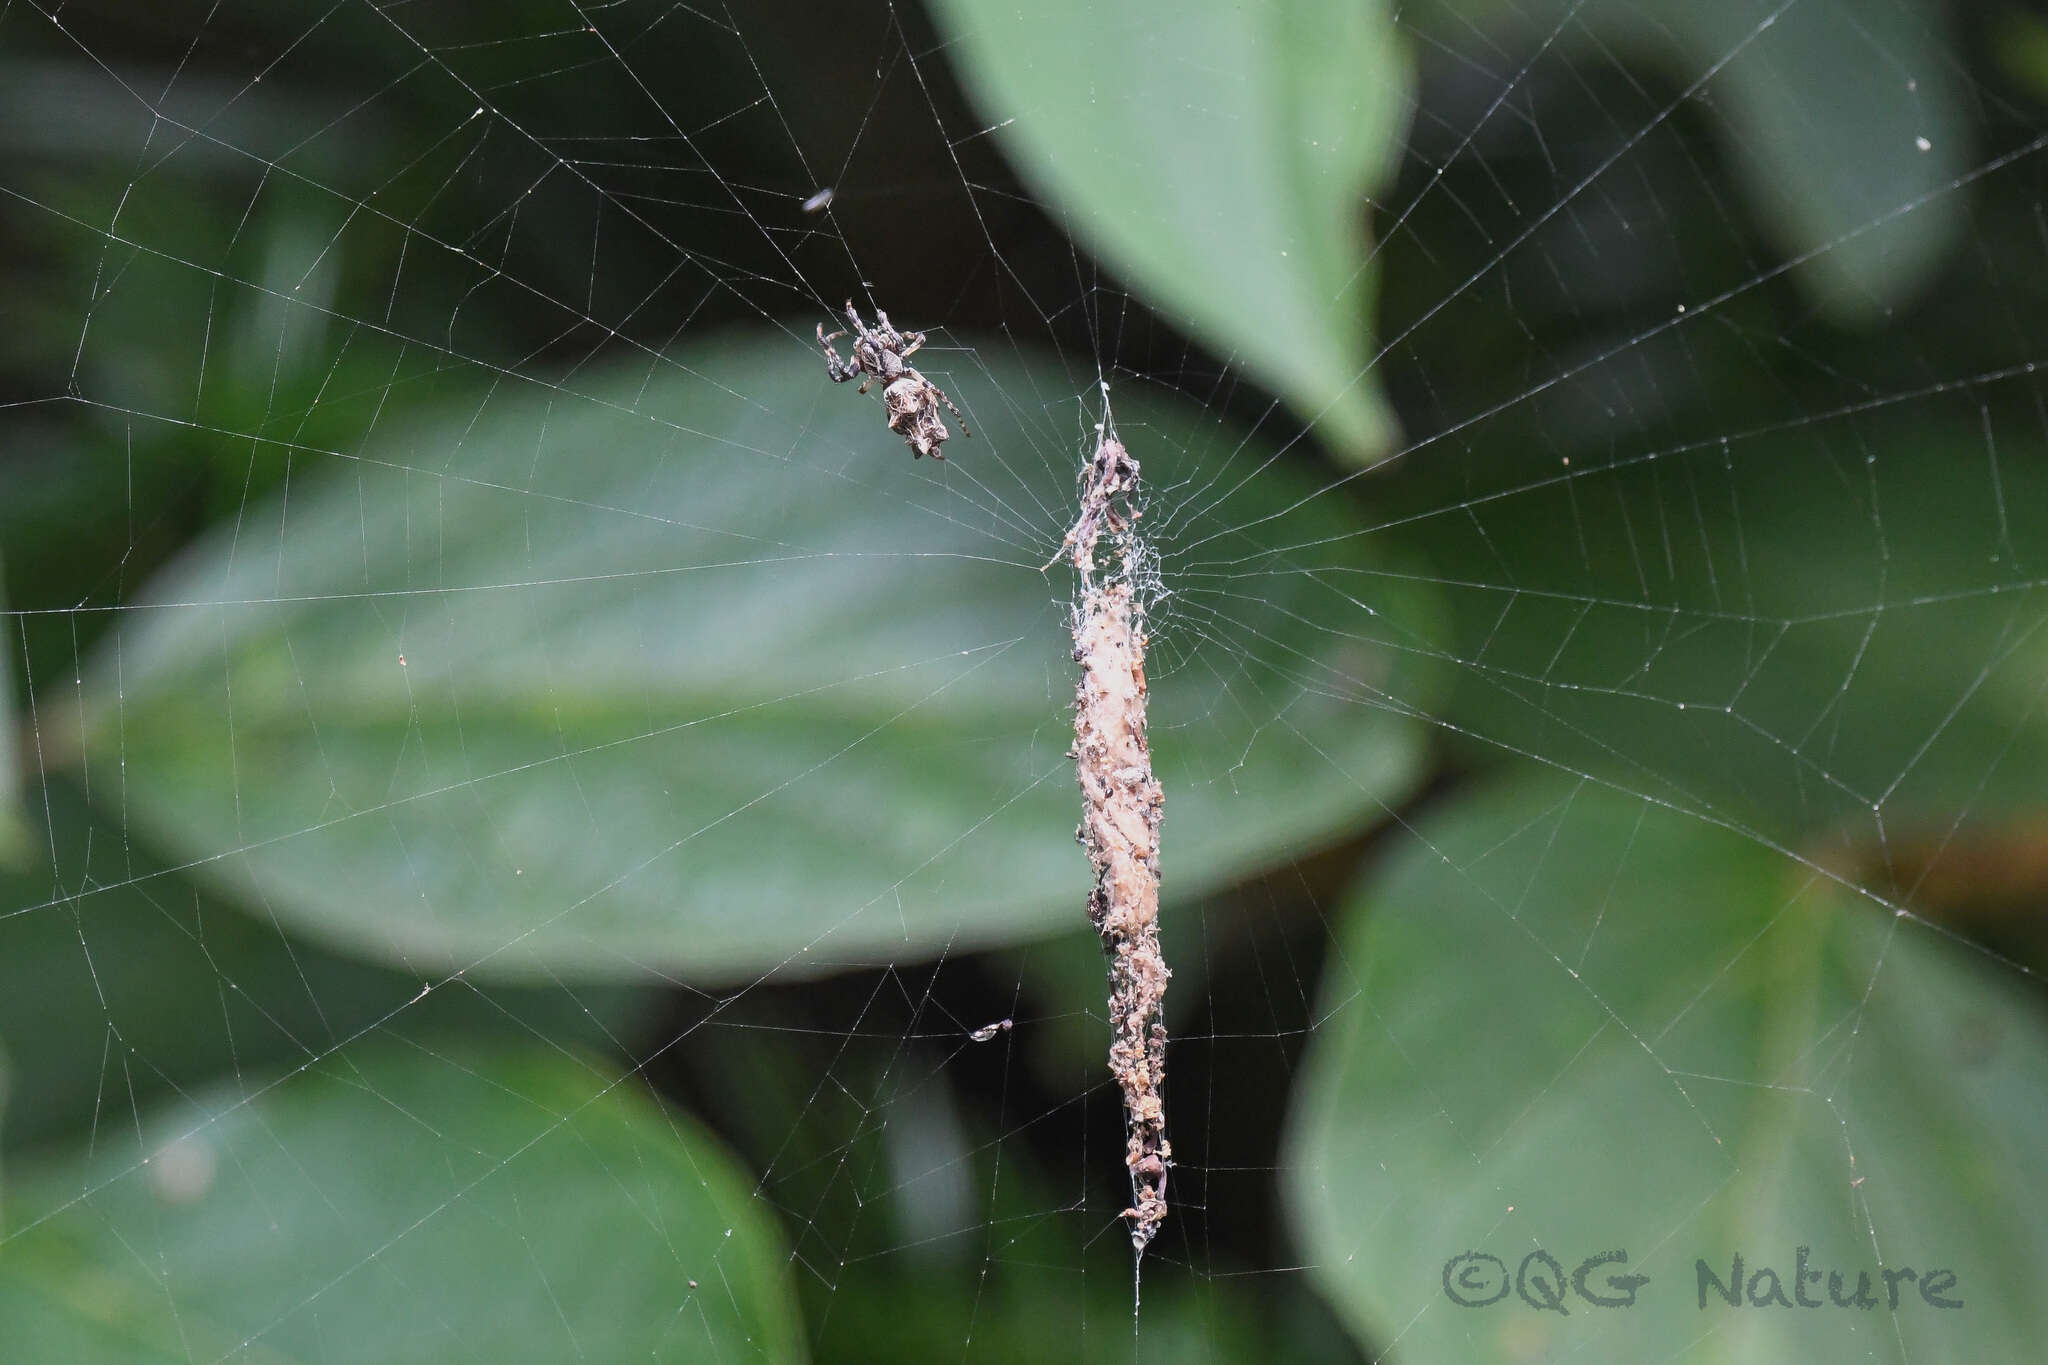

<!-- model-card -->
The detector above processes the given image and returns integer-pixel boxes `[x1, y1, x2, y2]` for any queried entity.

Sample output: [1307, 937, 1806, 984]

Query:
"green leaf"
[76, 336, 1442, 982]
[0, 1042, 805, 1364]
[816, 1256, 1358, 1364]
[0, 781, 661, 1150]
[1993, 8, 2048, 105]
[928, 0, 1412, 463]
[1285, 771, 2048, 1363]
[1408, 0, 1968, 320]
[0, 553, 28, 871]
[1408, 423, 2048, 845]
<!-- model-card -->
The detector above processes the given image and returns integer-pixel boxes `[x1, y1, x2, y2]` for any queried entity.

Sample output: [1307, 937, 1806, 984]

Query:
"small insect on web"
[817, 300, 970, 459]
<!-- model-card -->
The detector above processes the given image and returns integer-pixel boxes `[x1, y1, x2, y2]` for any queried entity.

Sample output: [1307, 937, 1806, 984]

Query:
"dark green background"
[4, 1, 2047, 1360]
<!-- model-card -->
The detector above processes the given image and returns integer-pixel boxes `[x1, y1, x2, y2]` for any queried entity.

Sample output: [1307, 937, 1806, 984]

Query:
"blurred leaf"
[0, 1042, 805, 1364]
[1409, 0, 1968, 320]
[1285, 771, 2048, 1363]
[73, 335, 1443, 982]
[0, 553, 26, 870]
[1405, 422, 2048, 846]
[929, 0, 1412, 463]
[1993, 7, 2048, 104]
[817, 1260, 1358, 1364]
[0, 781, 661, 1151]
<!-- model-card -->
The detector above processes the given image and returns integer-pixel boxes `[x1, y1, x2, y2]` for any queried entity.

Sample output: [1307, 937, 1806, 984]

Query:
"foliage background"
[4, 0, 2048, 1360]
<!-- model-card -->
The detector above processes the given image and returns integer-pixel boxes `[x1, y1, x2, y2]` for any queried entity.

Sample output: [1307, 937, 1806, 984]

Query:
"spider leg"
[930, 377, 970, 437]
[818, 323, 856, 383]
[898, 330, 926, 360]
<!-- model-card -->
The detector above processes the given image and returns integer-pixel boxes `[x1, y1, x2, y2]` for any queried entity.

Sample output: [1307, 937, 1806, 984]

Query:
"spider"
[818, 301, 970, 459]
